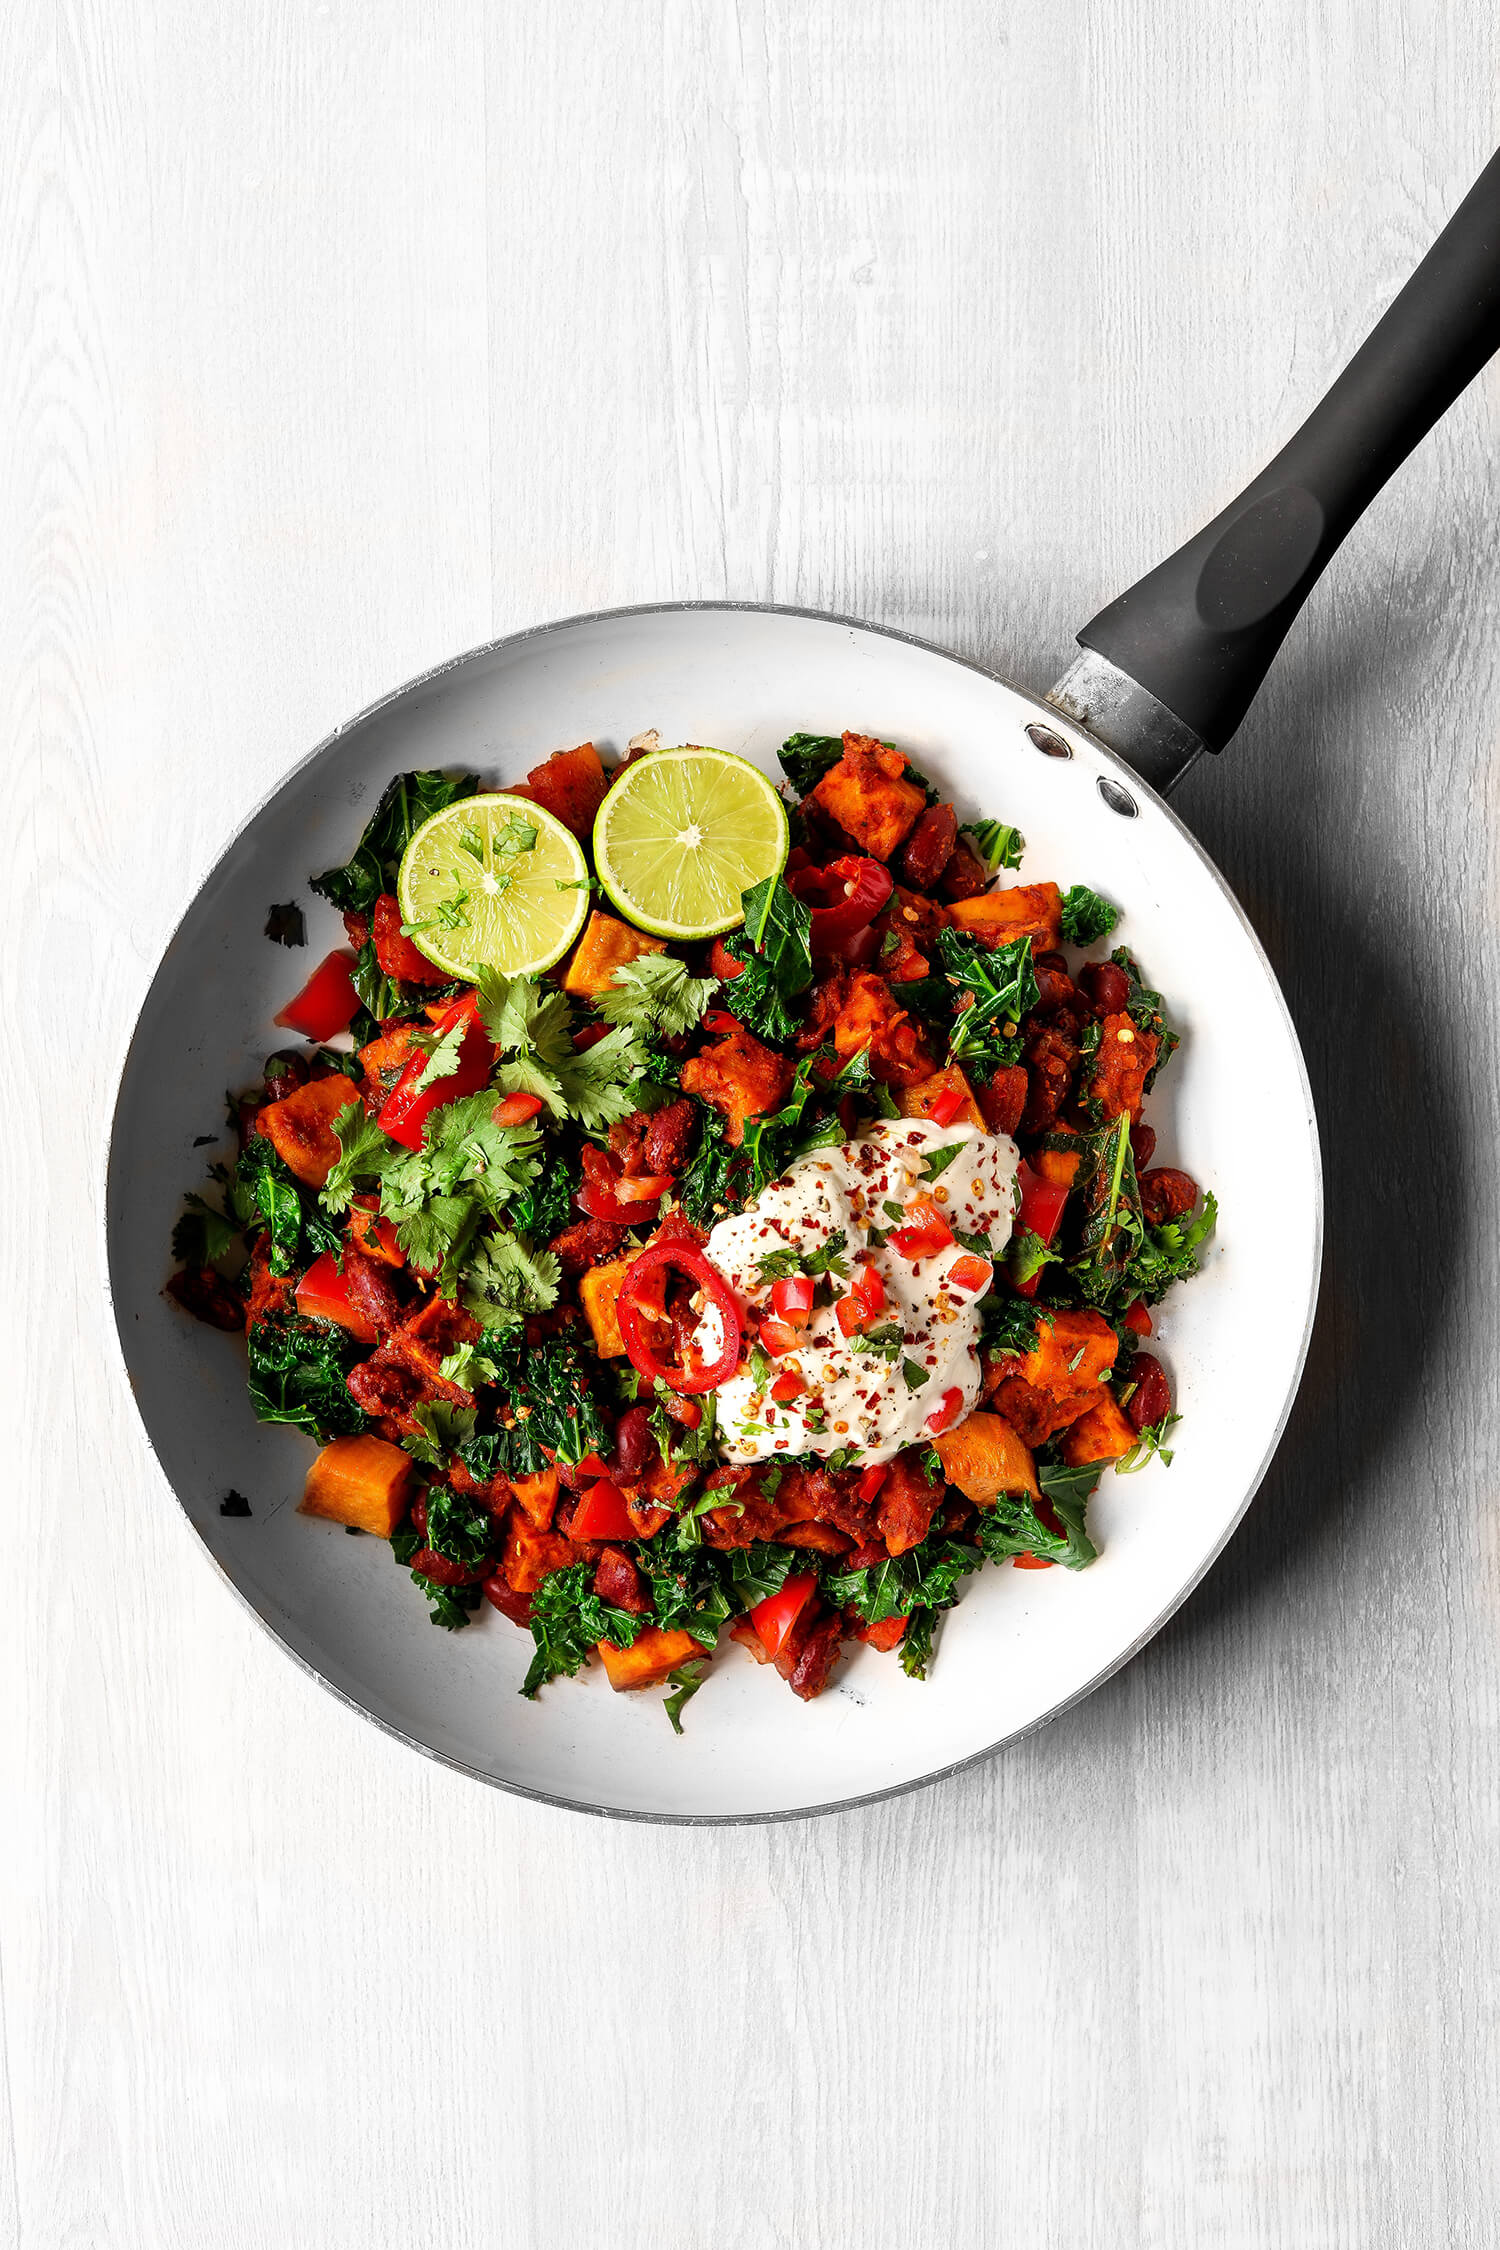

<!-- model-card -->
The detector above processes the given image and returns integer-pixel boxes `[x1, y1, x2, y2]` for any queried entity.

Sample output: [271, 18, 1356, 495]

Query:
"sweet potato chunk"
[523, 742, 609, 839]
[680, 1021, 794, 1145]
[358, 1023, 423, 1103]
[876, 1451, 944, 1555]
[1031, 1124, 1082, 1188]
[807, 733, 926, 862]
[934, 1411, 1040, 1505]
[598, 1625, 705, 1690]
[257, 1075, 358, 1189]
[299, 1434, 415, 1537]
[1061, 1392, 1137, 1466]
[833, 971, 934, 1087]
[991, 1309, 1119, 1445]
[1023, 1308, 1118, 1395]
[562, 909, 668, 998]
[578, 1256, 633, 1357]
[1086, 1012, 1159, 1123]
[508, 1467, 560, 1530]
[948, 882, 1062, 951]
[502, 1519, 575, 1595]
[899, 1065, 985, 1131]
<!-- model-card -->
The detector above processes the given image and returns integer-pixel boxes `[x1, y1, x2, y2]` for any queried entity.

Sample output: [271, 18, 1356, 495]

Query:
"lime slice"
[592, 747, 788, 939]
[397, 793, 590, 978]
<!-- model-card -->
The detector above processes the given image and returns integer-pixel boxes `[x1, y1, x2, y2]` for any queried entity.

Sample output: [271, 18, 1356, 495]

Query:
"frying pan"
[107, 154, 1500, 1821]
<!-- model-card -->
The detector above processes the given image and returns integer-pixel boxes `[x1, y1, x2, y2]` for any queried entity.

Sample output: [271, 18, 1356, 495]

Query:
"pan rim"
[101, 598, 1324, 1824]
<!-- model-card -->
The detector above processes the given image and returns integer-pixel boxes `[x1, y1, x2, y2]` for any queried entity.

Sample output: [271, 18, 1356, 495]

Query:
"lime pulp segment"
[396, 792, 590, 978]
[592, 748, 788, 939]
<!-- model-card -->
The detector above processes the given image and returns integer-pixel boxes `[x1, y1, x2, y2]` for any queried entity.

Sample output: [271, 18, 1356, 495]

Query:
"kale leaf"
[245, 1315, 369, 1441]
[1059, 885, 1119, 945]
[522, 1565, 648, 1696]
[777, 732, 845, 795]
[936, 928, 1039, 1074]
[973, 1466, 1099, 1570]
[233, 1140, 342, 1275]
[720, 874, 813, 1045]
[961, 819, 1026, 874]
[310, 769, 479, 917]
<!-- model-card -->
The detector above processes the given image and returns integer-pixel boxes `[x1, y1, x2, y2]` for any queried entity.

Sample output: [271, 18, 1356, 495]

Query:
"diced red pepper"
[747, 1572, 818, 1662]
[572, 1021, 612, 1052]
[925, 1385, 965, 1435]
[376, 992, 493, 1151]
[272, 951, 361, 1042]
[569, 1479, 637, 1541]
[926, 1083, 966, 1127]
[701, 1008, 738, 1033]
[769, 1274, 815, 1324]
[946, 1253, 993, 1296]
[1124, 1298, 1153, 1337]
[770, 1371, 805, 1404]
[856, 1462, 889, 1504]
[294, 1251, 377, 1343]
[575, 1145, 661, 1225]
[836, 1261, 887, 1336]
[758, 1317, 802, 1359]
[1011, 1161, 1070, 1299]
[891, 1216, 955, 1260]
[1013, 1552, 1054, 1570]
[492, 1091, 545, 1126]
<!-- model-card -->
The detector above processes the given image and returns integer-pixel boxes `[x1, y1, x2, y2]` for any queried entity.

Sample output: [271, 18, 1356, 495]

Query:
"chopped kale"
[310, 768, 479, 918]
[1059, 885, 1119, 945]
[245, 1315, 369, 1442]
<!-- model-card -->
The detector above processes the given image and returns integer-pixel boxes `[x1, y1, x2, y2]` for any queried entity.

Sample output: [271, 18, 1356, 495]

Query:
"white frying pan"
[106, 156, 1500, 1822]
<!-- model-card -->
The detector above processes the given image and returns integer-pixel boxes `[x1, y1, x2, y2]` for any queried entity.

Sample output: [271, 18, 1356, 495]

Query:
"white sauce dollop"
[694, 1119, 1020, 1467]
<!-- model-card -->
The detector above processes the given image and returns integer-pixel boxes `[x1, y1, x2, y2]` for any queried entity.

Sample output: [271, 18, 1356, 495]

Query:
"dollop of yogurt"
[694, 1119, 1020, 1466]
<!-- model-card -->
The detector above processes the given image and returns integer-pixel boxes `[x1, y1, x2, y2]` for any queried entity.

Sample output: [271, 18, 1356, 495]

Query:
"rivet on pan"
[1097, 776, 1138, 818]
[1026, 722, 1072, 760]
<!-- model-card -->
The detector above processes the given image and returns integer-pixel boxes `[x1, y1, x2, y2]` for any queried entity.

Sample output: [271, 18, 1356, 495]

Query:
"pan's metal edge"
[101, 600, 1324, 1826]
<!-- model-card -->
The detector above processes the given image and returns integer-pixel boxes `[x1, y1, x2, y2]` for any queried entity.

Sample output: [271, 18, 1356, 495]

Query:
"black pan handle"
[1049, 148, 1500, 790]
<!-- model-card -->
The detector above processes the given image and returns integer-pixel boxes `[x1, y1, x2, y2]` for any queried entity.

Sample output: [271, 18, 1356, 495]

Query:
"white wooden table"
[6, 6, 1499, 2244]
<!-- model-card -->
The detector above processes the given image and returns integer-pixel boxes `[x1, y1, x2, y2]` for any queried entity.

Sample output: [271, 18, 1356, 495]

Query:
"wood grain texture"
[4, 2, 1500, 2244]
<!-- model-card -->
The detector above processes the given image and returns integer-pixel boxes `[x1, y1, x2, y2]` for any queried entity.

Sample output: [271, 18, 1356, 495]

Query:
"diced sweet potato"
[508, 1467, 561, 1530]
[598, 1625, 705, 1690]
[1022, 1308, 1118, 1396]
[680, 1022, 794, 1145]
[257, 1075, 358, 1189]
[934, 1411, 1040, 1505]
[502, 1519, 575, 1595]
[1086, 1012, 1159, 1122]
[899, 1065, 985, 1131]
[523, 742, 609, 839]
[299, 1434, 415, 1537]
[833, 971, 934, 1087]
[1061, 1392, 1137, 1466]
[948, 882, 1063, 951]
[562, 909, 668, 998]
[990, 1309, 1119, 1445]
[347, 1197, 405, 1266]
[579, 1256, 633, 1356]
[779, 1522, 852, 1555]
[358, 1023, 423, 1102]
[807, 733, 927, 862]
[1031, 1124, 1082, 1188]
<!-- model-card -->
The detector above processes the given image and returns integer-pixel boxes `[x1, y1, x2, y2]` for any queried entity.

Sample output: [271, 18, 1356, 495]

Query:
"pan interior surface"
[106, 607, 1320, 1820]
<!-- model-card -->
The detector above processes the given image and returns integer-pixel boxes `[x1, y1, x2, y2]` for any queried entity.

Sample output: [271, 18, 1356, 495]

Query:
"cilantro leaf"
[594, 952, 717, 1040]
[1116, 1412, 1181, 1473]
[410, 1015, 468, 1095]
[920, 1142, 966, 1181]
[321, 1101, 401, 1215]
[460, 1230, 561, 1330]
[171, 1191, 237, 1268]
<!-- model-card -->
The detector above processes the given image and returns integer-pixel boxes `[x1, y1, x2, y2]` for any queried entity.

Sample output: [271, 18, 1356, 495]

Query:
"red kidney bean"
[1079, 959, 1130, 1016]
[1140, 1167, 1198, 1227]
[939, 840, 990, 901]
[898, 802, 958, 890]
[1130, 1122, 1157, 1171]
[1126, 1354, 1172, 1432]
[612, 1404, 658, 1479]
[410, 1493, 428, 1539]
[644, 1098, 696, 1175]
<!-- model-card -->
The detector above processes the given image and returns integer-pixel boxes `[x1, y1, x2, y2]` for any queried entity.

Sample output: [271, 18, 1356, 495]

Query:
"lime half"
[592, 748, 788, 939]
[397, 792, 589, 978]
